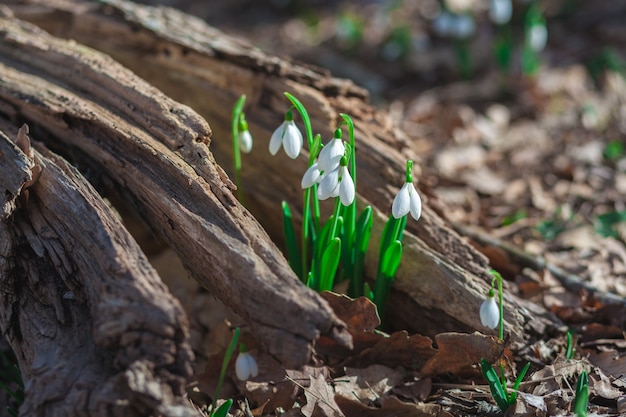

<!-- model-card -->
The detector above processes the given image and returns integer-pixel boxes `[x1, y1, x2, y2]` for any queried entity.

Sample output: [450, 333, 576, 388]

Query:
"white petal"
[528, 24, 547, 52]
[391, 183, 411, 219]
[269, 122, 285, 155]
[318, 138, 345, 172]
[479, 296, 500, 329]
[489, 0, 512, 25]
[239, 130, 253, 153]
[408, 184, 422, 221]
[317, 167, 339, 200]
[339, 167, 355, 206]
[235, 352, 258, 380]
[283, 121, 303, 159]
[301, 163, 321, 189]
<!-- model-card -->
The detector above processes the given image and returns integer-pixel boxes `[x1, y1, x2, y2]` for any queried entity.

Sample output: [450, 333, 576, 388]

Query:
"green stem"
[231, 95, 246, 202]
[212, 327, 240, 414]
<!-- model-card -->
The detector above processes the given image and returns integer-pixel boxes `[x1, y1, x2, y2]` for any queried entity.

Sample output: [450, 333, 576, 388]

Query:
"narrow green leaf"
[574, 371, 588, 417]
[211, 399, 233, 417]
[481, 359, 512, 412]
[349, 206, 373, 297]
[282, 201, 302, 280]
[212, 328, 240, 414]
[381, 240, 402, 277]
[319, 238, 342, 291]
[510, 361, 531, 404]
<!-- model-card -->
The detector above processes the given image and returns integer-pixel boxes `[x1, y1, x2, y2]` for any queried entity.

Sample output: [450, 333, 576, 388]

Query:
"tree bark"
[0, 1, 562, 415]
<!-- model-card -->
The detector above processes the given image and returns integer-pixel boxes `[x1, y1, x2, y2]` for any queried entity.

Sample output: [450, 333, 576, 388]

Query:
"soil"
[136, 1, 626, 416]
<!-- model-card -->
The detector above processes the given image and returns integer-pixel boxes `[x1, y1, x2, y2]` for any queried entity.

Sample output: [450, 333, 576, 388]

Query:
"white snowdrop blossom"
[317, 130, 345, 172]
[238, 129, 253, 153]
[269, 111, 303, 159]
[318, 164, 354, 206]
[392, 182, 422, 221]
[433, 11, 455, 37]
[235, 350, 258, 381]
[301, 162, 322, 189]
[527, 23, 547, 52]
[450, 13, 475, 39]
[479, 293, 500, 329]
[490, 0, 513, 25]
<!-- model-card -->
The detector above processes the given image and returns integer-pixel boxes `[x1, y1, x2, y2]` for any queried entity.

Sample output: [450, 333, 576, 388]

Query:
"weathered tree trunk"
[0, 1, 561, 415]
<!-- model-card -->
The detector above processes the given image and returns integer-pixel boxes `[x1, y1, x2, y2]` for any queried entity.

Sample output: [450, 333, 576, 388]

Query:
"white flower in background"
[235, 348, 258, 381]
[238, 114, 253, 153]
[317, 163, 355, 206]
[392, 183, 422, 221]
[489, 0, 513, 25]
[479, 292, 500, 329]
[433, 11, 455, 37]
[450, 13, 475, 39]
[317, 129, 345, 172]
[269, 110, 303, 159]
[527, 23, 547, 52]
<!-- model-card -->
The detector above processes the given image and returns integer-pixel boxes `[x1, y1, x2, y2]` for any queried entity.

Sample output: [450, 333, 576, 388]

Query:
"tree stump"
[0, 1, 561, 415]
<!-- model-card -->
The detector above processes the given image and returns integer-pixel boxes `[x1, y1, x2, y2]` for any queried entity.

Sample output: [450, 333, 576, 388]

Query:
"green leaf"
[511, 362, 531, 403]
[604, 140, 625, 161]
[212, 328, 239, 415]
[349, 206, 373, 297]
[595, 210, 626, 239]
[381, 240, 403, 278]
[536, 218, 566, 240]
[282, 201, 302, 280]
[566, 331, 575, 360]
[319, 238, 341, 292]
[574, 371, 588, 417]
[502, 209, 527, 226]
[481, 359, 512, 412]
[211, 398, 233, 417]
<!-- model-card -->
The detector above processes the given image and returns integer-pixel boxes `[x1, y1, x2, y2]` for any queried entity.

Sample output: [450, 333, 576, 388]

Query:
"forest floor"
[142, 1, 626, 416]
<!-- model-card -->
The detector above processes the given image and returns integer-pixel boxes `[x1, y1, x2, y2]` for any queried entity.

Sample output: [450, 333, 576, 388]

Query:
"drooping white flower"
[450, 13, 475, 39]
[479, 293, 500, 329]
[238, 129, 253, 153]
[269, 111, 303, 159]
[392, 182, 422, 221]
[301, 162, 322, 189]
[235, 350, 258, 381]
[490, 0, 513, 25]
[317, 129, 345, 172]
[317, 164, 354, 206]
[527, 23, 547, 52]
[433, 11, 455, 37]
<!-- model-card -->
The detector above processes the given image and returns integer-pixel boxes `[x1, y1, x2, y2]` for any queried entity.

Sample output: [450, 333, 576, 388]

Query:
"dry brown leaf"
[334, 364, 404, 403]
[346, 331, 435, 369]
[588, 349, 626, 379]
[321, 292, 380, 331]
[302, 375, 343, 417]
[335, 394, 449, 417]
[420, 332, 504, 376]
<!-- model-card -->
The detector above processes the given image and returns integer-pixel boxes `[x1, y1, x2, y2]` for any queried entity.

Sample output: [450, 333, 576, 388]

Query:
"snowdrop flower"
[238, 115, 253, 153]
[489, 0, 513, 25]
[433, 11, 455, 37]
[391, 160, 422, 221]
[301, 162, 322, 189]
[527, 23, 547, 52]
[317, 129, 345, 172]
[235, 346, 258, 381]
[317, 157, 355, 206]
[269, 110, 303, 159]
[450, 13, 475, 39]
[479, 291, 500, 329]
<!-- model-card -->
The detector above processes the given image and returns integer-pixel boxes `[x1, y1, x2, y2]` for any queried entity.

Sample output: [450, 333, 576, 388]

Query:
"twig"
[452, 223, 626, 307]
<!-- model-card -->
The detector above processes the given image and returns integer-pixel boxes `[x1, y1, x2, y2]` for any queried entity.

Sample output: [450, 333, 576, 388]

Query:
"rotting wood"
[0, 124, 199, 416]
[1, 1, 564, 341]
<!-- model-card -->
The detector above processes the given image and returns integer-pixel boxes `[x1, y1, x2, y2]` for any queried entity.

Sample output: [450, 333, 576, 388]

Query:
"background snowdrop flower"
[391, 160, 422, 220]
[450, 13, 475, 39]
[527, 23, 547, 52]
[235, 347, 258, 381]
[237, 114, 253, 153]
[480, 291, 500, 329]
[269, 110, 303, 159]
[317, 129, 345, 172]
[490, 0, 513, 25]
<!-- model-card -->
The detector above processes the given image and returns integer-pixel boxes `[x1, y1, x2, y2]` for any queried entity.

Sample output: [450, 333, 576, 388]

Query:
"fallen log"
[0, 125, 198, 416]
